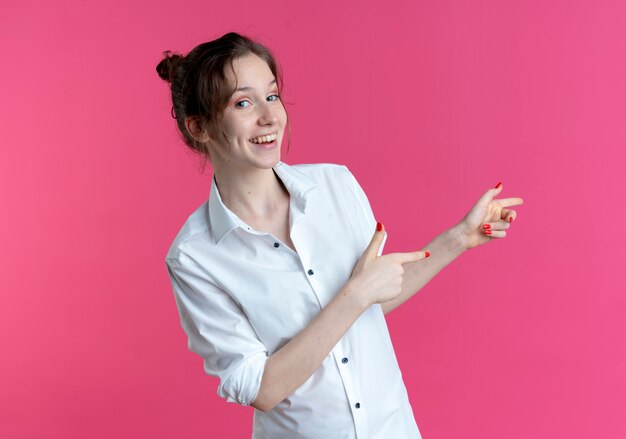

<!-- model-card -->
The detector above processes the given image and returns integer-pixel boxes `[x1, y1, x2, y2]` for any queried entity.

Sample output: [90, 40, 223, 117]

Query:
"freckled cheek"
[278, 107, 288, 129]
[217, 119, 235, 138]
[221, 119, 250, 141]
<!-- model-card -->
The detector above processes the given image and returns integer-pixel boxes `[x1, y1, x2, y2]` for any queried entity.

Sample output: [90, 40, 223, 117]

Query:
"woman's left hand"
[456, 182, 524, 251]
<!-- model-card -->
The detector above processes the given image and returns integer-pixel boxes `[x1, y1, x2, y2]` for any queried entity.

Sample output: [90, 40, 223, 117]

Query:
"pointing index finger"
[394, 251, 429, 264]
[499, 197, 524, 208]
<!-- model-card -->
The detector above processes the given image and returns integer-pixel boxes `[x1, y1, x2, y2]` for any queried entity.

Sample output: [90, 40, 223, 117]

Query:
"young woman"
[159, 32, 523, 438]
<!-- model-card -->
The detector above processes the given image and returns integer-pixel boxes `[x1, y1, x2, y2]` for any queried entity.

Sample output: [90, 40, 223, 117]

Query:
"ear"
[184, 116, 211, 143]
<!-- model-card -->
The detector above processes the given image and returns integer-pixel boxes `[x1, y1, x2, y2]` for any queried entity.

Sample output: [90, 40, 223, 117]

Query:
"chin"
[262, 154, 282, 169]
[245, 151, 280, 170]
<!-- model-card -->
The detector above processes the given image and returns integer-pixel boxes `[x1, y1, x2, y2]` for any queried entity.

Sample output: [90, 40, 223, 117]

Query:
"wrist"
[448, 223, 470, 254]
[339, 279, 372, 312]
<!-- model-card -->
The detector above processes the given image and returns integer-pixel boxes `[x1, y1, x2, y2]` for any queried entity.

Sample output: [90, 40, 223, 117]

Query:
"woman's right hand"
[347, 222, 429, 307]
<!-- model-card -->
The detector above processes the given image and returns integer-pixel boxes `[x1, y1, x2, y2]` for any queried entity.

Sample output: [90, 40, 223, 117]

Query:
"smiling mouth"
[249, 132, 278, 144]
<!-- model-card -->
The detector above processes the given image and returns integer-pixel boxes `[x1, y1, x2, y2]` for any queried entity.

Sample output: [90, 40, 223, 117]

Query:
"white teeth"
[250, 133, 277, 144]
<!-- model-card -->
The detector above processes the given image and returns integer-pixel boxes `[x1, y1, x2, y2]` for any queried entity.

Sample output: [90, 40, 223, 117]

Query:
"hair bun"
[156, 51, 183, 83]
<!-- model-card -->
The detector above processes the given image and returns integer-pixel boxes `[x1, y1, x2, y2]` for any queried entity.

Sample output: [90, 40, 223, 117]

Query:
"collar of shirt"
[207, 161, 319, 245]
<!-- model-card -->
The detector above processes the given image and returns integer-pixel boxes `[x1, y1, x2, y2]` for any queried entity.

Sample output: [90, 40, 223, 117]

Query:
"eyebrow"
[235, 79, 277, 92]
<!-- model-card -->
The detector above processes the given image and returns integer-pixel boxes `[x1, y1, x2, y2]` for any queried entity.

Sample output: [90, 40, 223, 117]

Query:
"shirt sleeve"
[344, 165, 386, 256]
[165, 253, 268, 406]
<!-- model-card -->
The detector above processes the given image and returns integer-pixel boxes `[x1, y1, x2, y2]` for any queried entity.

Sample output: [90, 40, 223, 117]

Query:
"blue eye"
[235, 94, 280, 108]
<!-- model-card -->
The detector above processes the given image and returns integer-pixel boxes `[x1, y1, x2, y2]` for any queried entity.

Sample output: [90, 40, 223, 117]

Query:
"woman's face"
[208, 53, 287, 174]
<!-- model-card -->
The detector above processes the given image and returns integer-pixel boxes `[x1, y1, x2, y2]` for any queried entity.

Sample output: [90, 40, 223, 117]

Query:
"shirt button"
[273, 242, 280, 248]
[355, 403, 361, 409]
[342, 357, 349, 364]
[307, 269, 314, 275]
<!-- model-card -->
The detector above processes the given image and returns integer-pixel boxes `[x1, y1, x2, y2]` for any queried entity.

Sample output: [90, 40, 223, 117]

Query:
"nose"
[258, 101, 279, 126]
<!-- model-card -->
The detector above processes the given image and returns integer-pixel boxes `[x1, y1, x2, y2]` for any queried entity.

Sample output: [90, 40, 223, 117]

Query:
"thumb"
[364, 222, 387, 259]
[476, 182, 503, 207]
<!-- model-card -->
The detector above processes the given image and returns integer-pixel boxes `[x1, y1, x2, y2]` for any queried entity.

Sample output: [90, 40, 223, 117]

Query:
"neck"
[214, 163, 288, 219]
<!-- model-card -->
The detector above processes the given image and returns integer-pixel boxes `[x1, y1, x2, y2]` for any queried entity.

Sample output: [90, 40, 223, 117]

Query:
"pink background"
[2, 0, 625, 438]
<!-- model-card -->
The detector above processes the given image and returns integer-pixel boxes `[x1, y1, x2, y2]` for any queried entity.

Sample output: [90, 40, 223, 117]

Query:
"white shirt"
[165, 161, 422, 439]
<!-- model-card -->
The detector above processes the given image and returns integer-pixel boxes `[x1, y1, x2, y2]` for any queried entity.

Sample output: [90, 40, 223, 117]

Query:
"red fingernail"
[485, 230, 492, 235]
[495, 182, 503, 189]
[425, 251, 430, 258]
[376, 222, 383, 231]
[508, 217, 513, 223]
[483, 224, 491, 229]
